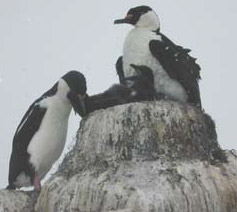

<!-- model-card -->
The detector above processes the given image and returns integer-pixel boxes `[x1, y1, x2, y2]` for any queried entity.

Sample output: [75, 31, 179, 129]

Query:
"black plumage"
[7, 83, 58, 189]
[7, 71, 87, 190]
[149, 30, 201, 108]
[115, 33, 202, 109]
[116, 56, 125, 84]
[85, 65, 159, 114]
[114, 5, 202, 109]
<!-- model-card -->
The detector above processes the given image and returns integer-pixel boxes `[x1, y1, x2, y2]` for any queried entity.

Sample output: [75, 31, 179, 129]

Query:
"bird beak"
[130, 64, 141, 75]
[114, 14, 133, 24]
[76, 94, 86, 116]
[73, 94, 87, 117]
[67, 92, 87, 117]
[130, 64, 139, 69]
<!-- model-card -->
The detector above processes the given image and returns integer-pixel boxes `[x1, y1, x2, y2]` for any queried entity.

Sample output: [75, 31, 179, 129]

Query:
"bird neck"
[55, 79, 71, 104]
[135, 11, 160, 31]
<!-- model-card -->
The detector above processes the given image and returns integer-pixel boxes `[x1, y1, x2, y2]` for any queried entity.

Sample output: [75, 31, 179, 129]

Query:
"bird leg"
[33, 172, 41, 191]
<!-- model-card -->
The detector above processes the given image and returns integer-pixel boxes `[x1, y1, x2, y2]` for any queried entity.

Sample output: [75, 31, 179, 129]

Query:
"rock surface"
[0, 189, 37, 212]
[0, 101, 237, 212]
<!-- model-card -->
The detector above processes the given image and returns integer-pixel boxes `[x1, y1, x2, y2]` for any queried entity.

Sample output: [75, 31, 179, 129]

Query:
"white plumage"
[27, 79, 71, 180]
[123, 23, 187, 102]
[7, 71, 87, 190]
[114, 6, 202, 107]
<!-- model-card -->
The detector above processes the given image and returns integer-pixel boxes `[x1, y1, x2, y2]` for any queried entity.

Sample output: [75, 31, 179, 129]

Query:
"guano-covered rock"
[0, 101, 237, 212]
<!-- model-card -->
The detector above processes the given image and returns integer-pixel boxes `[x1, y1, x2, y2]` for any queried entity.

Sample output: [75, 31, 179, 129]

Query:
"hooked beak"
[114, 14, 133, 24]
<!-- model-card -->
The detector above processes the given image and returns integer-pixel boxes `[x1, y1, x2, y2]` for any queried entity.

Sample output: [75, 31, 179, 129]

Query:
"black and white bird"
[7, 71, 87, 190]
[114, 5, 202, 108]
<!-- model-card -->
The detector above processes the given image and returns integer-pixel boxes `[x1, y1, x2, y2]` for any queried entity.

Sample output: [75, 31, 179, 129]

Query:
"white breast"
[123, 28, 187, 102]
[27, 96, 72, 179]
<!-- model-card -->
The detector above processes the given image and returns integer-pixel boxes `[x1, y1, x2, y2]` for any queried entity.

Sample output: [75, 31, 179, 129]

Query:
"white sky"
[0, 0, 236, 189]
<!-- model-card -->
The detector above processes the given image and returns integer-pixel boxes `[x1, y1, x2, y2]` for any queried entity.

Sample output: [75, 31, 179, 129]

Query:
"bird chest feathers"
[7, 70, 87, 190]
[123, 29, 154, 75]
[123, 28, 164, 77]
[27, 97, 71, 176]
[122, 28, 188, 102]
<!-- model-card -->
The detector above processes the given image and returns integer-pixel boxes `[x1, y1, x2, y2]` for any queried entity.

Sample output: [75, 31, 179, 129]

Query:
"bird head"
[130, 64, 154, 85]
[62, 71, 87, 117]
[114, 5, 160, 30]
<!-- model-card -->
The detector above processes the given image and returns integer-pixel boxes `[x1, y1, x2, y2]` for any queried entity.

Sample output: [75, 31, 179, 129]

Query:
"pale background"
[0, 0, 236, 189]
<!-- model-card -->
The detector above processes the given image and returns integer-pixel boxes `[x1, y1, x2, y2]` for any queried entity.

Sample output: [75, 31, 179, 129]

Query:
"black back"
[7, 83, 58, 189]
[7, 71, 88, 189]
[8, 107, 47, 188]
[149, 31, 202, 108]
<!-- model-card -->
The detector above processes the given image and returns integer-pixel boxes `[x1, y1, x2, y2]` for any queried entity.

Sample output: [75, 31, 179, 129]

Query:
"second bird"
[114, 5, 202, 109]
